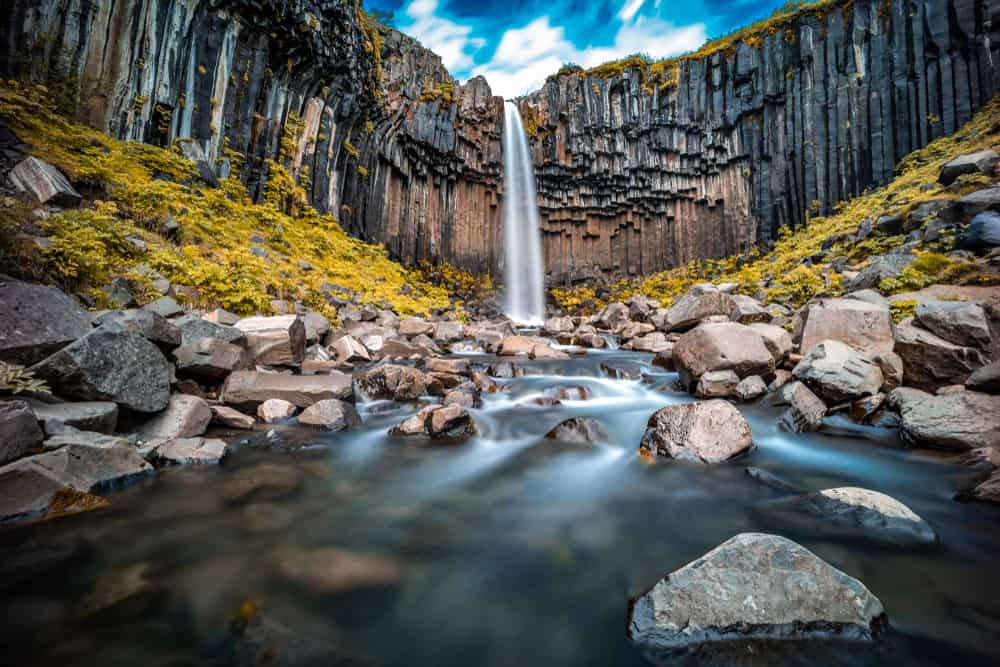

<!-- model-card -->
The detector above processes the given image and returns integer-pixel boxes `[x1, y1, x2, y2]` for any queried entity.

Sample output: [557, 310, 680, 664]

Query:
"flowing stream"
[502, 101, 546, 324]
[2, 346, 1000, 666]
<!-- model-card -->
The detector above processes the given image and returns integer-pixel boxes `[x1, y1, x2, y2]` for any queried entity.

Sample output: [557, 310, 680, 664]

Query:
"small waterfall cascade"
[501, 101, 546, 324]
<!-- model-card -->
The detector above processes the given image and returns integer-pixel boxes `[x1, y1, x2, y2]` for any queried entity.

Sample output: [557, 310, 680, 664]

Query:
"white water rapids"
[502, 101, 546, 324]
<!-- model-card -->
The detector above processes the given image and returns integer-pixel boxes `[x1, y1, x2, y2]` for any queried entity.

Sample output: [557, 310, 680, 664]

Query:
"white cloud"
[401, 0, 485, 73]
[474, 6, 707, 99]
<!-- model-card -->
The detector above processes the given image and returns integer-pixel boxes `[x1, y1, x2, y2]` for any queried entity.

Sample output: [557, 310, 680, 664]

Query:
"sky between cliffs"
[365, 0, 790, 98]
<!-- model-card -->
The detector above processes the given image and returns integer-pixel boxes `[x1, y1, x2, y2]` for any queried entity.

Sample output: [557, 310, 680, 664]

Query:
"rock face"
[31, 328, 172, 413]
[628, 533, 886, 652]
[0, 278, 92, 365]
[2, 0, 994, 280]
[640, 401, 752, 464]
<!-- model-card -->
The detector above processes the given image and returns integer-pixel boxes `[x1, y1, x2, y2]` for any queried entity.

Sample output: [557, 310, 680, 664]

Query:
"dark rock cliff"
[522, 0, 1000, 282]
[1, 0, 997, 283]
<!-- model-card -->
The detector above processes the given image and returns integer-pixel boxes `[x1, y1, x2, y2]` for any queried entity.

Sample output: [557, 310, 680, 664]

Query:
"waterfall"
[502, 101, 546, 324]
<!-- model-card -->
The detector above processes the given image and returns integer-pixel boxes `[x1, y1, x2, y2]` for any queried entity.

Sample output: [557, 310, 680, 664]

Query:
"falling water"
[502, 101, 546, 324]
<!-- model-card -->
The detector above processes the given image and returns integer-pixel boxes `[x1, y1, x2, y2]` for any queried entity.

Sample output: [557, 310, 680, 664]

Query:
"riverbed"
[2, 347, 999, 666]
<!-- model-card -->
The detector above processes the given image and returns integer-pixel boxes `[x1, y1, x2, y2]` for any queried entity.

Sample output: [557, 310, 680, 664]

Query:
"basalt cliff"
[2, 0, 998, 283]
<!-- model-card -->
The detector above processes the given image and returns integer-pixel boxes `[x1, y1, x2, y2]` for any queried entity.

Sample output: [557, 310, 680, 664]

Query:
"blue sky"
[364, 0, 790, 98]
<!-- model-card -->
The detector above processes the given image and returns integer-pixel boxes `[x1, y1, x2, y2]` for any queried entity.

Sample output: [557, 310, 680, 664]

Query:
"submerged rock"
[640, 401, 752, 464]
[544, 417, 608, 444]
[770, 487, 937, 545]
[276, 547, 401, 595]
[221, 464, 302, 503]
[627, 533, 886, 652]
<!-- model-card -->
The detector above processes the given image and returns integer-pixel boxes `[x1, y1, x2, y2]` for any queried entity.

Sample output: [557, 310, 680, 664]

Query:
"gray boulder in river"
[628, 533, 886, 654]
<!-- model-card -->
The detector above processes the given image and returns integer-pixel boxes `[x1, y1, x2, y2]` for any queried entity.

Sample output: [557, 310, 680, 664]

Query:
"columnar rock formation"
[2, 0, 997, 282]
[522, 0, 1000, 281]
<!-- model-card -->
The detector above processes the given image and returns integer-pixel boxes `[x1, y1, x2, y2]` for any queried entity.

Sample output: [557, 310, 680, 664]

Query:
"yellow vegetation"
[0, 81, 474, 319]
[553, 96, 1000, 314]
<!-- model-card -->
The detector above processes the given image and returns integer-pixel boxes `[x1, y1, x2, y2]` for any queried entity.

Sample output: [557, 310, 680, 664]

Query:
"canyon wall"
[0, 0, 505, 273]
[1, 0, 998, 284]
[523, 0, 1000, 282]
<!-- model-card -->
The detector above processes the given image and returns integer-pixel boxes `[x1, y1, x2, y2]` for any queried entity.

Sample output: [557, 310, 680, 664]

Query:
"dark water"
[2, 348, 1000, 666]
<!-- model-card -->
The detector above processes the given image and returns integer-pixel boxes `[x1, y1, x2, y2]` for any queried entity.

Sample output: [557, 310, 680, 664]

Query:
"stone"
[729, 294, 770, 323]
[427, 404, 476, 438]
[221, 463, 302, 503]
[9, 156, 81, 206]
[544, 417, 608, 443]
[298, 399, 361, 431]
[890, 388, 1000, 450]
[330, 335, 371, 363]
[202, 308, 240, 326]
[849, 393, 886, 424]
[746, 323, 793, 363]
[875, 214, 903, 235]
[844, 254, 909, 290]
[627, 533, 886, 651]
[966, 362, 1000, 394]
[93, 309, 181, 353]
[423, 358, 471, 375]
[221, 371, 353, 408]
[235, 315, 306, 367]
[499, 335, 537, 356]
[640, 401, 752, 464]
[619, 321, 656, 340]
[173, 337, 251, 383]
[873, 351, 904, 392]
[672, 323, 774, 390]
[601, 360, 644, 380]
[660, 289, 736, 332]
[652, 345, 675, 370]
[174, 315, 246, 347]
[135, 395, 212, 440]
[142, 296, 184, 319]
[772, 381, 827, 433]
[957, 186, 1000, 219]
[210, 405, 255, 430]
[894, 318, 987, 389]
[380, 338, 436, 359]
[398, 317, 435, 337]
[0, 279, 92, 365]
[154, 437, 228, 465]
[957, 211, 1000, 252]
[797, 298, 894, 356]
[734, 375, 767, 402]
[630, 333, 672, 353]
[433, 321, 465, 343]
[793, 340, 883, 403]
[31, 328, 171, 413]
[775, 487, 937, 545]
[543, 385, 591, 401]
[938, 149, 999, 186]
[914, 300, 992, 349]
[0, 401, 43, 465]
[543, 316, 575, 335]
[24, 399, 118, 436]
[356, 365, 430, 401]
[596, 302, 630, 330]
[257, 399, 297, 423]
[530, 344, 570, 360]
[277, 547, 401, 595]
[696, 370, 740, 398]
[845, 289, 891, 308]
[442, 384, 481, 408]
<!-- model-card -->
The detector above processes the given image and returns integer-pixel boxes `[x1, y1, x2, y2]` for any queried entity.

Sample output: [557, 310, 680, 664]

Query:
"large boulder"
[0, 279, 92, 365]
[24, 399, 118, 436]
[134, 395, 212, 440]
[772, 487, 936, 545]
[9, 156, 81, 206]
[543, 316, 575, 335]
[797, 298, 894, 356]
[297, 399, 361, 431]
[221, 371, 353, 409]
[914, 300, 992, 349]
[234, 316, 306, 367]
[173, 337, 251, 383]
[174, 315, 246, 347]
[659, 288, 736, 332]
[894, 318, 987, 389]
[595, 303, 630, 331]
[890, 388, 1000, 450]
[93, 309, 181, 353]
[640, 401, 752, 464]
[0, 401, 43, 465]
[774, 381, 827, 433]
[672, 323, 774, 391]
[938, 149, 999, 186]
[729, 294, 770, 324]
[356, 365, 432, 401]
[627, 533, 886, 652]
[31, 328, 171, 413]
[747, 323, 793, 364]
[792, 340, 883, 403]
[957, 211, 1000, 252]
[957, 186, 1000, 219]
